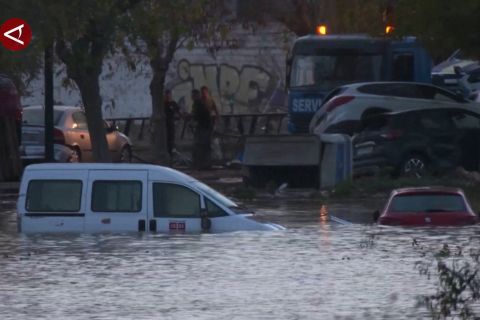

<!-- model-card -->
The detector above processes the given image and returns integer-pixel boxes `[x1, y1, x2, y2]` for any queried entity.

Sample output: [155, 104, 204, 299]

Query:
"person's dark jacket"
[165, 101, 180, 126]
[192, 99, 212, 130]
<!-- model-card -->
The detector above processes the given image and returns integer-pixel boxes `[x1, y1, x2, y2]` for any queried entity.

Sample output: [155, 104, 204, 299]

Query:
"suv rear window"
[358, 83, 423, 98]
[390, 194, 466, 212]
[358, 83, 463, 102]
[321, 87, 348, 106]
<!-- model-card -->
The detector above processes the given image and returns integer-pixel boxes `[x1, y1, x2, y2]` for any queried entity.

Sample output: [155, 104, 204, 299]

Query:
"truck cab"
[286, 35, 432, 133]
[242, 35, 432, 188]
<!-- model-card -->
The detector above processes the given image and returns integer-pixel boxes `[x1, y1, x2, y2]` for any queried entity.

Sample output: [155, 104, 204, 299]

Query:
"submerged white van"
[18, 163, 284, 233]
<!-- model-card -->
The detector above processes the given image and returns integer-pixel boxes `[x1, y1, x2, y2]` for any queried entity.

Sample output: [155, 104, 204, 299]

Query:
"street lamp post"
[44, 43, 54, 162]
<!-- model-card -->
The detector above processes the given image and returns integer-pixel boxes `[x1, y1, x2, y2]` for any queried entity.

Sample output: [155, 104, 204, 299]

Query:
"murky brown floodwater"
[1, 189, 479, 320]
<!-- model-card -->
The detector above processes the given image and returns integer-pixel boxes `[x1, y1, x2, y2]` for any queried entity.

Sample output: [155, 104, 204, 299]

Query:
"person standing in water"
[200, 86, 220, 130]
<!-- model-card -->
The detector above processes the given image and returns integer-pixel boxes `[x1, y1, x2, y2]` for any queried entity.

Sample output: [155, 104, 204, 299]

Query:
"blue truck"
[287, 34, 432, 132]
[243, 34, 433, 187]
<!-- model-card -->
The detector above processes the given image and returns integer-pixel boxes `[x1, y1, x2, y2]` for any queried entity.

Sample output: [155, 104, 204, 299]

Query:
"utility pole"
[44, 43, 54, 162]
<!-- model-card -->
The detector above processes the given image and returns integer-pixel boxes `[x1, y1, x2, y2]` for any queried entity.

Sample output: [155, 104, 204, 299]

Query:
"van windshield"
[193, 181, 238, 208]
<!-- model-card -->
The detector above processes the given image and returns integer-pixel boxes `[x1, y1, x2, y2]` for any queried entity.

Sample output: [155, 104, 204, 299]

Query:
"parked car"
[375, 187, 477, 226]
[0, 74, 22, 141]
[353, 107, 480, 177]
[20, 105, 132, 163]
[17, 163, 285, 233]
[309, 82, 476, 136]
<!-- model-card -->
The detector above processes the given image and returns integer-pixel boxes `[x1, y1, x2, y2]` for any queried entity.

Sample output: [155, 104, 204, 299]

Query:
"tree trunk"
[148, 36, 178, 165]
[76, 76, 112, 163]
[0, 117, 21, 181]
[149, 70, 170, 165]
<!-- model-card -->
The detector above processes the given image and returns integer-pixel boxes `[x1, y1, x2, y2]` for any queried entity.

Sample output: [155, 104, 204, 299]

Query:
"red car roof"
[391, 186, 464, 196]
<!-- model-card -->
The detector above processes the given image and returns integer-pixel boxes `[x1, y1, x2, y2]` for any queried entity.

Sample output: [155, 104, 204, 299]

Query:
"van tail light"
[380, 129, 403, 140]
[325, 96, 355, 112]
[53, 128, 65, 144]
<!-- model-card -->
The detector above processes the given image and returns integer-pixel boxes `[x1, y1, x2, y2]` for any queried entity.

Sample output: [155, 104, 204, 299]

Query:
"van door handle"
[138, 219, 146, 232]
[149, 220, 157, 232]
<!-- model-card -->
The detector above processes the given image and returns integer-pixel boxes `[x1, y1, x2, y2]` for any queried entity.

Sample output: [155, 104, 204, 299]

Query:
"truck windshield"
[290, 54, 383, 91]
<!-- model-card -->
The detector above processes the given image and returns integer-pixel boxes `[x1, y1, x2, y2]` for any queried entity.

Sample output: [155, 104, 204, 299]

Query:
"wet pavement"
[1, 188, 480, 319]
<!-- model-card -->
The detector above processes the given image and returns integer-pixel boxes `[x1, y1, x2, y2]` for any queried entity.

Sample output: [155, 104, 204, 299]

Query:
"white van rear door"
[85, 170, 148, 232]
[20, 169, 87, 233]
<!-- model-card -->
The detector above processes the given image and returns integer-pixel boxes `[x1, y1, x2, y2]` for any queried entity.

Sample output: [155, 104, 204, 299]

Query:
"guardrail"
[106, 112, 288, 141]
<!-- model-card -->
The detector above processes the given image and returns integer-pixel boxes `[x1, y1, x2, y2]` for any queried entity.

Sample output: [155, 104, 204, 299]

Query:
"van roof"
[24, 163, 198, 184]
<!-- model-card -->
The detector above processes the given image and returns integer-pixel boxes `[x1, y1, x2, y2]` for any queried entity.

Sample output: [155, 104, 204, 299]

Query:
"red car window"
[390, 194, 466, 213]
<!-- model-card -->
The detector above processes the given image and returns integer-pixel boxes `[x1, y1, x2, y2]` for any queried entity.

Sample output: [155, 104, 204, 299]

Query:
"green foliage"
[396, 0, 480, 59]
[416, 244, 480, 319]
[270, 0, 386, 36]
[123, 0, 228, 60]
[0, 0, 44, 91]
[332, 0, 385, 35]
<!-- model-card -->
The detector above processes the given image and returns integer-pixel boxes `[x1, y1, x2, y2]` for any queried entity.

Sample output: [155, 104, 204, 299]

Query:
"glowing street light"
[385, 25, 394, 34]
[316, 25, 327, 35]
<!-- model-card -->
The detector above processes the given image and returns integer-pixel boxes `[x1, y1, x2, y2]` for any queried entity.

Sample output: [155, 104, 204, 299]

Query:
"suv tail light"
[380, 129, 403, 140]
[53, 128, 65, 144]
[325, 96, 355, 112]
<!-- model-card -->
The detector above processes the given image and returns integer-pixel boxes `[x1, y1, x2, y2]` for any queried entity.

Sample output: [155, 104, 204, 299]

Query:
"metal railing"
[106, 112, 288, 141]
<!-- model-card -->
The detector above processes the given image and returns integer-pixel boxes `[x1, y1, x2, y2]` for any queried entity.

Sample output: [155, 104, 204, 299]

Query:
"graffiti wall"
[21, 22, 292, 118]
[170, 59, 284, 114]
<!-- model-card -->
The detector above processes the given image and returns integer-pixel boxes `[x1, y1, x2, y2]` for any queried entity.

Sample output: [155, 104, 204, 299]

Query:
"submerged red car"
[376, 187, 478, 226]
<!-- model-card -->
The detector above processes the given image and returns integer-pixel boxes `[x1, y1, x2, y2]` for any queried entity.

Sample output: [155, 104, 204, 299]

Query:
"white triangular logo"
[4, 24, 24, 45]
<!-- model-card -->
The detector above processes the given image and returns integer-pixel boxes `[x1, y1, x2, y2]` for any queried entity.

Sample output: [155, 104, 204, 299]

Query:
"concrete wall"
[22, 22, 294, 118]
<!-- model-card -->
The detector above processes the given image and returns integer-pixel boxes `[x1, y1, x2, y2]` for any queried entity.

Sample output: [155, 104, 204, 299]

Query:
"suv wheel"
[401, 155, 427, 178]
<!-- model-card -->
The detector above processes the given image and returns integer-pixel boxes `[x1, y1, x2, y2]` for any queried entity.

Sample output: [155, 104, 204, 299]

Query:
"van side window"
[153, 183, 200, 217]
[27, 180, 82, 212]
[92, 181, 142, 212]
[206, 198, 228, 217]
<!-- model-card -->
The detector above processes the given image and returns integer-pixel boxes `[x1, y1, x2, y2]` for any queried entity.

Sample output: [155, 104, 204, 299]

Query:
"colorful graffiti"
[170, 59, 284, 114]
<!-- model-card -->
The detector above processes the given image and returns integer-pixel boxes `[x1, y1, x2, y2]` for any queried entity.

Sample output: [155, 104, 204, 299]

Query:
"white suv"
[309, 82, 477, 136]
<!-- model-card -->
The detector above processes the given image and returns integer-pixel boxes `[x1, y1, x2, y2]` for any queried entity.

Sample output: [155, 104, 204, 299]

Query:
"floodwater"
[1, 189, 479, 320]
